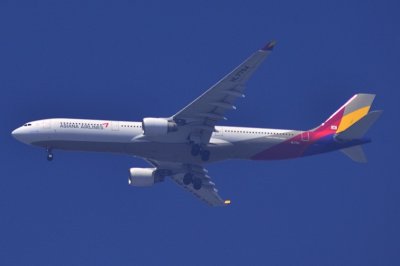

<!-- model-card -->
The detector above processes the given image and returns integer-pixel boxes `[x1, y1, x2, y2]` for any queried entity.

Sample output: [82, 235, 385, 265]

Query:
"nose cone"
[11, 128, 21, 139]
[11, 127, 29, 143]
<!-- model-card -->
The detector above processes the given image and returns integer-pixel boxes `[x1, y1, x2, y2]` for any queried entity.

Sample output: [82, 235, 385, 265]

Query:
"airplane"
[11, 41, 382, 206]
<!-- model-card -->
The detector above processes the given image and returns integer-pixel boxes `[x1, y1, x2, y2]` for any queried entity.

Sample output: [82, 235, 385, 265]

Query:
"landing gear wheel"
[183, 173, 193, 185]
[191, 144, 201, 156]
[200, 150, 210, 161]
[47, 153, 53, 161]
[193, 178, 202, 190]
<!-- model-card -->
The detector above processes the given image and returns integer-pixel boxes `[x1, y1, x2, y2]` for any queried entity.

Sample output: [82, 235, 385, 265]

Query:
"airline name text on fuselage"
[59, 122, 106, 130]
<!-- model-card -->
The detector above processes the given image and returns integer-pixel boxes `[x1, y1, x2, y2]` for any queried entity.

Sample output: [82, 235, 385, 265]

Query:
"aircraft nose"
[11, 128, 20, 137]
[12, 126, 36, 144]
[11, 127, 24, 141]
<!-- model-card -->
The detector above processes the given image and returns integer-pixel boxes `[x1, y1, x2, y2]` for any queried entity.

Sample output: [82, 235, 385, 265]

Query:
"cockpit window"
[23, 123, 32, 127]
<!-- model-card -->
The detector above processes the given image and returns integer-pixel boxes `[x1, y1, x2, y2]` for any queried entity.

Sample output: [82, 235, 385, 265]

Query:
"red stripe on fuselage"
[251, 108, 344, 160]
[251, 133, 312, 160]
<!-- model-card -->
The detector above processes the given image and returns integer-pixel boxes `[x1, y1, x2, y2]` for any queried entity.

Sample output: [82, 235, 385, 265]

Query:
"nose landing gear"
[46, 148, 53, 161]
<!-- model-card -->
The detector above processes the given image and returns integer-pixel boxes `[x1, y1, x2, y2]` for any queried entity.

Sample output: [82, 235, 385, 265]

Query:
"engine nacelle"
[142, 117, 177, 137]
[128, 168, 163, 187]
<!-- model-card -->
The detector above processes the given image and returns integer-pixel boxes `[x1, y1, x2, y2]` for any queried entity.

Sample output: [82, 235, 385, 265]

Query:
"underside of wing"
[170, 171, 229, 207]
[147, 159, 230, 207]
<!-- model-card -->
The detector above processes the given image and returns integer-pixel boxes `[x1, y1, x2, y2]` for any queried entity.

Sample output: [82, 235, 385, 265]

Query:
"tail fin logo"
[336, 106, 370, 133]
[313, 93, 376, 136]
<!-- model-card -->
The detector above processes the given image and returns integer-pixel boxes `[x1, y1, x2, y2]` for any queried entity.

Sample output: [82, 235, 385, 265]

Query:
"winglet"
[261, 40, 277, 51]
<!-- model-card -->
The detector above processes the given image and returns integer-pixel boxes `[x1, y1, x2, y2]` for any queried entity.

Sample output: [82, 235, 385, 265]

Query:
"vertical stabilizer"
[336, 110, 383, 140]
[313, 94, 376, 135]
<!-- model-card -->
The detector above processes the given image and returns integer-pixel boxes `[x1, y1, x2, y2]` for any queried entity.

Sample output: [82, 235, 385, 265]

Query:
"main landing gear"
[193, 178, 202, 190]
[190, 144, 210, 162]
[183, 173, 202, 190]
[46, 148, 54, 161]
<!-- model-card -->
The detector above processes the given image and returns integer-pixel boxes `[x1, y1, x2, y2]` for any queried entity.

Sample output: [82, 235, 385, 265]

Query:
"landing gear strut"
[46, 148, 53, 161]
[191, 144, 201, 156]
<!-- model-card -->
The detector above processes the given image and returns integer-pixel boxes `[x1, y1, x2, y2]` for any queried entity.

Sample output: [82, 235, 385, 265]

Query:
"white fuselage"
[12, 118, 302, 164]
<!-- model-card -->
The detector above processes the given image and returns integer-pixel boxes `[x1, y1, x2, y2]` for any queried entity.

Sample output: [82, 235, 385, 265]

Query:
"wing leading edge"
[171, 40, 276, 144]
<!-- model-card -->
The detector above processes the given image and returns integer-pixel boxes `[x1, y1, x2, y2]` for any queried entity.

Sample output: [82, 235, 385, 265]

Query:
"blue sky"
[1, 0, 399, 265]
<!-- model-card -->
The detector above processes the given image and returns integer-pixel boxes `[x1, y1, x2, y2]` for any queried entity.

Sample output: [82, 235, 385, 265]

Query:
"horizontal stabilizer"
[336, 110, 383, 140]
[341, 145, 367, 163]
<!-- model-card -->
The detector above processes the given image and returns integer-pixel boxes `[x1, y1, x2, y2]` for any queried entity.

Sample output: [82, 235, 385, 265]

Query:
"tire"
[193, 178, 202, 190]
[191, 144, 201, 156]
[183, 173, 193, 185]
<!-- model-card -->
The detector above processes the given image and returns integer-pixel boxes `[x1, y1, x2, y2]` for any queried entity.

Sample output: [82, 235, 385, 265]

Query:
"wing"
[170, 168, 229, 207]
[172, 40, 276, 144]
[147, 160, 230, 207]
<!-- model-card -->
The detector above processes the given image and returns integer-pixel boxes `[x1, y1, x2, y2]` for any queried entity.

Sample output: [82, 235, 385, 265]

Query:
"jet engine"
[142, 118, 177, 137]
[128, 168, 164, 187]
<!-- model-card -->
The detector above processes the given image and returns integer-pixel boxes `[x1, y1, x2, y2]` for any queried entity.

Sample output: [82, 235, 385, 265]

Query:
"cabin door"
[112, 122, 120, 131]
[301, 131, 309, 141]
